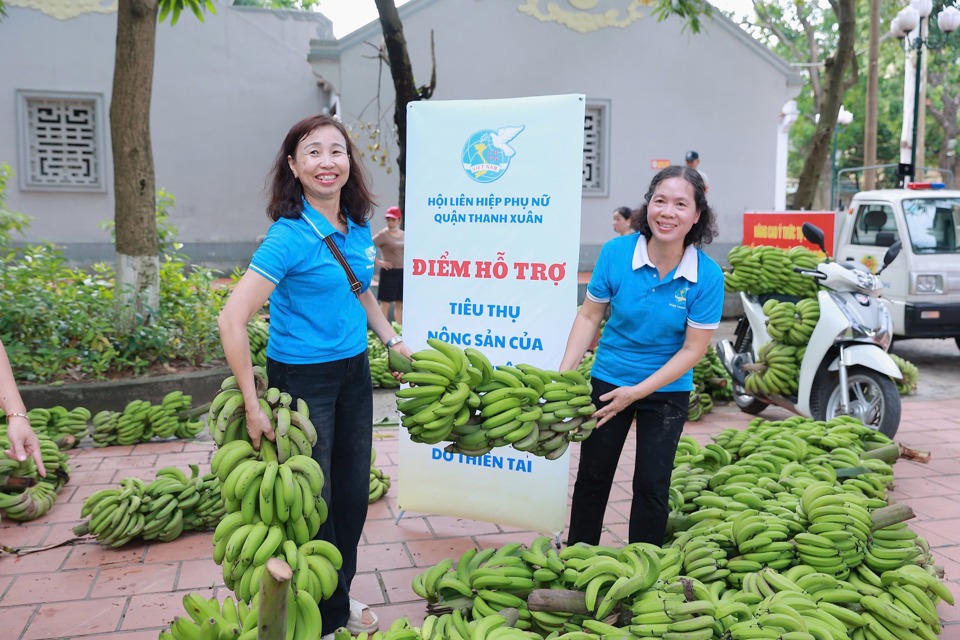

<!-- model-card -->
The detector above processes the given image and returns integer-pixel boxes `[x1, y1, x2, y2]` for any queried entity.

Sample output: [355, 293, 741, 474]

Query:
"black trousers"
[268, 352, 373, 634]
[567, 378, 688, 546]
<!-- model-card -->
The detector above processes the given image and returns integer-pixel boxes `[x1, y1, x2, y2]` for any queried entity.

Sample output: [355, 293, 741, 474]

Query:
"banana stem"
[859, 443, 907, 463]
[868, 503, 915, 532]
[72, 521, 91, 537]
[527, 589, 589, 615]
[179, 402, 212, 420]
[258, 557, 293, 640]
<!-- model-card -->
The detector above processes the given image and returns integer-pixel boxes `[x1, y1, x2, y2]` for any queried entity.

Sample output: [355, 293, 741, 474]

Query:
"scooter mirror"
[878, 240, 902, 275]
[801, 222, 827, 258]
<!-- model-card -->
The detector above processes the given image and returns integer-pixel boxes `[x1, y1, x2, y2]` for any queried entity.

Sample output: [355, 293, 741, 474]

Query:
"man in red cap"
[373, 206, 405, 325]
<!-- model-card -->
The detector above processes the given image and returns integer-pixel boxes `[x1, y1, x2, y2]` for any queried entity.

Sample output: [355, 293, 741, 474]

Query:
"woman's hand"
[378, 259, 395, 269]
[390, 342, 413, 381]
[245, 403, 276, 450]
[4, 418, 46, 477]
[593, 386, 642, 428]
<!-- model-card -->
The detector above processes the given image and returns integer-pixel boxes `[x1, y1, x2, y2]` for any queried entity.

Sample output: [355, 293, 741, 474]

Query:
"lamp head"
[938, 6, 960, 33]
[910, 0, 933, 19]
[898, 6, 921, 34]
[837, 106, 854, 126]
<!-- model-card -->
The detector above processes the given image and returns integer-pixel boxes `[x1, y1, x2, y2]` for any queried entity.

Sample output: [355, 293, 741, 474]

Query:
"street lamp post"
[831, 105, 854, 209]
[890, 0, 960, 185]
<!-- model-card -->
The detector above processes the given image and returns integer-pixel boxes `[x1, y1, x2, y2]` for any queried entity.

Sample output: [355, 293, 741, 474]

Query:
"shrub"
[0, 166, 227, 383]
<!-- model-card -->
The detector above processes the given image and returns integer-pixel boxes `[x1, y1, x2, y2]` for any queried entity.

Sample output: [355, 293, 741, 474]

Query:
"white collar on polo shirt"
[631, 234, 700, 282]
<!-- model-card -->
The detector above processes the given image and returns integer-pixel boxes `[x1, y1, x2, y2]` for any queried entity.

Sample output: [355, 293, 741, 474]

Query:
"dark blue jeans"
[567, 377, 688, 546]
[268, 352, 373, 634]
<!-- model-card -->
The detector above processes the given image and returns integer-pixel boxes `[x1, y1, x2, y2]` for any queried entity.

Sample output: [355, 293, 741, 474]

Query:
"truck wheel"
[814, 366, 901, 438]
[732, 326, 769, 415]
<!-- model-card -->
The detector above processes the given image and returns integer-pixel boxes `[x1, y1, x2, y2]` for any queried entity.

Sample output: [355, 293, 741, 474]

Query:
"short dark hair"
[613, 206, 632, 220]
[266, 114, 376, 225]
[633, 165, 718, 247]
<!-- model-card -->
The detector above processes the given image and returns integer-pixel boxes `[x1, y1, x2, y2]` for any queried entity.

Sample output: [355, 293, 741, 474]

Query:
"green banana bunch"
[0, 428, 70, 521]
[692, 347, 733, 401]
[368, 323, 403, 388]
[208, 369, 316, 464]
[17, 406, 91, 444]
[248, 317, 270, 368]
[73, 465, 224, 546]
[369, 447, 391, 503]
[889, 353, 919, 396]
[725, 244, 821, 298]
[396, 341, 598, 457]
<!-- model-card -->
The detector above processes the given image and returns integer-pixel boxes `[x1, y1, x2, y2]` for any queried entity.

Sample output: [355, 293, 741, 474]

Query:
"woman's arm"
[593, 326, 714, 427]
[0, 339, 45, 475]
[360, 290, 412, 360]
[559, 299, 607, 372]
[218, 270, 277, 449]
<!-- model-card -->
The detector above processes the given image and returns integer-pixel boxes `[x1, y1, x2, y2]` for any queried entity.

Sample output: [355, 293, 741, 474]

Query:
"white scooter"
[716, 222, 904, 437]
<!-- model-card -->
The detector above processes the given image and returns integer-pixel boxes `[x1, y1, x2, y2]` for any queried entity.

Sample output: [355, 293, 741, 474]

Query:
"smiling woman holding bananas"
[559, 166, 724, 546]
[218, 114, 411, 638]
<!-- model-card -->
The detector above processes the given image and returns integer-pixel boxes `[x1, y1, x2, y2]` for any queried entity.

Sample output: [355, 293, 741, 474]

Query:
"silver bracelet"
[5, 412, 29, 421]
[385, 335, 404, 348]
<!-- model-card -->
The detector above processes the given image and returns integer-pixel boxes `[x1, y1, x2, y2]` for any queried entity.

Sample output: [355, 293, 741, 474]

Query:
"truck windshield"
[902, 197, 960, 254]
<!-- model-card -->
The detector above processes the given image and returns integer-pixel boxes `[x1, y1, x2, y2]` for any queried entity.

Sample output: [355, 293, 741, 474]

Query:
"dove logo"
[461, 126, 525, 183]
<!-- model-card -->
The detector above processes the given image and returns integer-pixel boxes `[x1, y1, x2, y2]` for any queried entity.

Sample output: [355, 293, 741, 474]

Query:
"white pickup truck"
[835, 184, 960, 350]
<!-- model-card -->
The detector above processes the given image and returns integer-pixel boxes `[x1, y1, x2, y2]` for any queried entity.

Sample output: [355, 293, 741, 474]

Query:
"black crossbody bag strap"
[323, 236, 362, 298]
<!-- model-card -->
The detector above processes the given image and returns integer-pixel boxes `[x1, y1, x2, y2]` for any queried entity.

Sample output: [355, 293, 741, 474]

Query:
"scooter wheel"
[814, 366, 901, 438]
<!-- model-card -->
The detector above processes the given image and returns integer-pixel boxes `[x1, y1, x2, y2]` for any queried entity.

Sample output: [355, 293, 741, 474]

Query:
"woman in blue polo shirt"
[559, 165, 724, 546]
[218, 114, 411, 637]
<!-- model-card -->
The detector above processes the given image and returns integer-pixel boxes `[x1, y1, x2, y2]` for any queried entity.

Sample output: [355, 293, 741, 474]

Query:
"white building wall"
[1, 0, 801, 271]
[324, 0, 802, 267]
[0, 1, 334, 267]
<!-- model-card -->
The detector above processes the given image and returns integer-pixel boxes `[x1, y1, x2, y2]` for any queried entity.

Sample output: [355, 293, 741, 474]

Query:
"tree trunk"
[863, 0, 879, 190]
[928, 69, 959, 187]
[374, 0, 435, 214]
[111, 0, 160, 331]
[790, 0, 857, 211]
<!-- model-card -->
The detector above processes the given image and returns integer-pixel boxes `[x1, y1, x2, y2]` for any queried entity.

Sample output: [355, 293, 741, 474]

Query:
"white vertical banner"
[397, 94, 585, 535]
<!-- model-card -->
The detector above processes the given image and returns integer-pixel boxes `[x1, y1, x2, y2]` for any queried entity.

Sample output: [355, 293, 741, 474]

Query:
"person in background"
[685, 150, 709, 193]
[559, 165, 723, 546]
[218, 114, 412, 638]
[0, 338, 46, 476]
[612, 206, 635, 236]
[373, 206, 405, 325]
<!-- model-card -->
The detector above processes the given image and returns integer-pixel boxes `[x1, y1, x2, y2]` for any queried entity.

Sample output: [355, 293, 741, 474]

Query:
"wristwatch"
[386, 335, 404, 348]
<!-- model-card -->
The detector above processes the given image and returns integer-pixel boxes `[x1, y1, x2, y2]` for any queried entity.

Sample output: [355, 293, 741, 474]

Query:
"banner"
[398, 94, 586, 535]
[743, 211, 836, 253]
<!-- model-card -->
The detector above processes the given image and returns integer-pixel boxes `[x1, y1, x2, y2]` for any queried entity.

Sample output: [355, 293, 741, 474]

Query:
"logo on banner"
[461, 126, 525, 183]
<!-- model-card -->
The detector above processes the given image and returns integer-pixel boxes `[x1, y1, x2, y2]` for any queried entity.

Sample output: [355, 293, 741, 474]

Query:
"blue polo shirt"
[587, 234, 724, 392]
[249, 201, 376, 364]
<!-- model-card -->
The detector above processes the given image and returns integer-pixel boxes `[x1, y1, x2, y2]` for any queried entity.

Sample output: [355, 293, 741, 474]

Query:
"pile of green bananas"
[208, 368, 318, 463]
[399, 414, 951, 640]
[369, 447, 391, 503]
[160, 589, 325, 640]
[248, 318, 269, 368]
[411, 538, 675, 634]
[20, 406, 90, 447]
[724, 244, 821, 298]
[73, 464, 224, 546]
[890, 353, 919, 396]
[90, 390, 205, 447]
[395, 339, 596, 458]
[0, 428, 70, 521]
